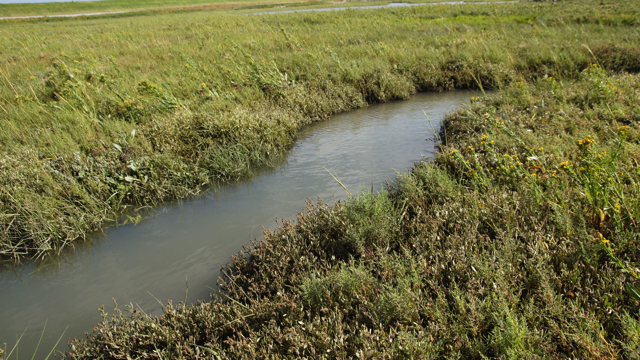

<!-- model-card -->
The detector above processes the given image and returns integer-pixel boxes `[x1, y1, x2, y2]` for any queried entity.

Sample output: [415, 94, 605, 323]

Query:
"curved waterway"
[0, 91, 477, 356]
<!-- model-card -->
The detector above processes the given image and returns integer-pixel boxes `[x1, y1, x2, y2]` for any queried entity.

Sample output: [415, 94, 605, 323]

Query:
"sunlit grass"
[0, 0, 638, 260]
[0, 0, 514, 17]
[0, 0, 639, 357]
[65, 71, 640, 355]
[0, 0, 318, 17]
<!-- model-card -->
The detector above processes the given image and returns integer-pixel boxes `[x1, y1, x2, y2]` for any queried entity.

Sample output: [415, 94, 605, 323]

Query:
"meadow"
[0, 0, 640, 356]
[0, 0, 315, 17]
[1, 0, 637, 261]
[0, 0, 506, 18]
[64, 36, 640, 360]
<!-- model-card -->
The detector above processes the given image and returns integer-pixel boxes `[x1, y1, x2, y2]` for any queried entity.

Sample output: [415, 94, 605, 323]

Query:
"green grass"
[0, 0, 316, 17]
[0, 0, 638, 357]
[0, 0, 511, 17]
[63, 60, 640, 360]
[0, 0, 638, 260]
[0, 323, 67, 360]
[0, 3, 633, 257]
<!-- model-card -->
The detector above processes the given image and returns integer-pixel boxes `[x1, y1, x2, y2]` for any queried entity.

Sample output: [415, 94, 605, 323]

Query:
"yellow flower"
[577, 136, 593, 150]
[618, 126, 629, 137]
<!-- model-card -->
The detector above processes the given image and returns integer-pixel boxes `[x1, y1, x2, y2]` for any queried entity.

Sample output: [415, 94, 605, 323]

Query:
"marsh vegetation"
[1, 0, 637, 260]
[1, 0, 640, 357]
[63, 66, 640, 359]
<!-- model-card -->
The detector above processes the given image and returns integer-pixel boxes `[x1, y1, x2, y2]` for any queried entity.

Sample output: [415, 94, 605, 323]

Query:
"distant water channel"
[0, 91, 477, 355]
[253, 1, 463, 15]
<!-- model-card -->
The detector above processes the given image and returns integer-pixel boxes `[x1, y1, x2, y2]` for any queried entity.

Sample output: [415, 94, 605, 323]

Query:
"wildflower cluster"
[618, 126, 630, 137]
[556, 131, 638, 237]
[137, 79, 158, 95]
[479, 134, 494, 146]
[576, 135, 593, 151]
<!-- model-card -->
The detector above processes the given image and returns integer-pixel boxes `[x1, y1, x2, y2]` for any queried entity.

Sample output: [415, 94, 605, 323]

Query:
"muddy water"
[0, 91, 477, 356]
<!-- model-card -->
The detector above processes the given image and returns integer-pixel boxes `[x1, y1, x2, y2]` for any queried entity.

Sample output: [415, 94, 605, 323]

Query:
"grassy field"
[63, 42, 640, 360]
[0, 0, 639, 357]
[1, 0, 637, 261]
[0, 0, 507, 17]
[0, 0, 313, 17]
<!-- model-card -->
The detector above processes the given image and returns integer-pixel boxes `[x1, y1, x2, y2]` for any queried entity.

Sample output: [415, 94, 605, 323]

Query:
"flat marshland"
[1, 0, 640, 357]
[0, 0, 506, 18]
[0, 0, 635, 259]
[0, 0, 320, 17]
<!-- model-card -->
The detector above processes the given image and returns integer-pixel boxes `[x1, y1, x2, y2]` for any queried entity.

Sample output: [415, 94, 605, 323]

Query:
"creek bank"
[3, 0, 639, 260]
[65, 67, 640, 359]
[0, 91, 476, 356]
